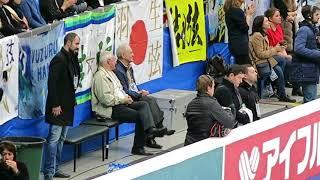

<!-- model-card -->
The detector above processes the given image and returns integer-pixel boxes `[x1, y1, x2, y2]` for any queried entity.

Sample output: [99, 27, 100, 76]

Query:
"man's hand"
[52, 106, 62, 117]
[139, 90, 149, 96]
[126, 96, 133, 105]
[246, 3, 256, 16]
[5, 160, 19, 174]
[61, 0, 77, 11]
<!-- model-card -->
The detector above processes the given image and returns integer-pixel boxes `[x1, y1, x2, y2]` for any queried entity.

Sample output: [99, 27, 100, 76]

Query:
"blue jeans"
[44, 125, 69, 178]
[273, 55, 287, 72]
[258, 65, 286, 98]
[273, 65, 286, 98]
[301, 82, 317, 103]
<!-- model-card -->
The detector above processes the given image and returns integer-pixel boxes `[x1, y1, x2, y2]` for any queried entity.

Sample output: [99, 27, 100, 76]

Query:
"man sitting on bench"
[91, 51, 164, 155]
[114, 44, 175, 149]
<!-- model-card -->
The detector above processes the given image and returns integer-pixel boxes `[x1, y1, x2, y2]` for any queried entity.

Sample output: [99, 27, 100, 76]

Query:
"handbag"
[210, 122, 231, 137]
[256, 62, 271, 77]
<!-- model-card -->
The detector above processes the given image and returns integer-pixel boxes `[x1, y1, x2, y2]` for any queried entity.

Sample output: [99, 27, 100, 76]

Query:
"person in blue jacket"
[17, 0, 46, 28]
[291, 5, 320, 103]
[114, 44, 174, 149]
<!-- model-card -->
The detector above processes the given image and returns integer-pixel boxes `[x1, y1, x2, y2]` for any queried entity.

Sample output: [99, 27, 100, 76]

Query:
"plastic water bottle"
[107, 163, 115, 173]
[107, 163, 129, 173]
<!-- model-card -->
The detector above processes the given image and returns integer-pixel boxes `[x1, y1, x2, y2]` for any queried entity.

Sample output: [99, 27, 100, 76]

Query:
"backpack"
[205, 55, 229, 86]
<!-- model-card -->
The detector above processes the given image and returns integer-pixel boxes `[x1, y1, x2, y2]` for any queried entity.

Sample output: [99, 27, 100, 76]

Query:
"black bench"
[64, 124, 109, 172]
[81, 117, 122, 158]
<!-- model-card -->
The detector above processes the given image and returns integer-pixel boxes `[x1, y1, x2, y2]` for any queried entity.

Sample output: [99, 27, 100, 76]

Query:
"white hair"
[99, 51, 114, 66]
[116, 43, 130, 59]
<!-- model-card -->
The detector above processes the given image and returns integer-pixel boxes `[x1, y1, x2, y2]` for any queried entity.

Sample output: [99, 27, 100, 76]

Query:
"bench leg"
[116, 125, 119, 140]
[106, 129, 109, 159]
[77, 144, 82, 158]
[74, 144, 78, 172]
[102, 133, 105, 161]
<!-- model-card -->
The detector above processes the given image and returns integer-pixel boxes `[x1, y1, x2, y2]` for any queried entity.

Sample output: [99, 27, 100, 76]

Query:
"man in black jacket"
[215, 64, 252, 127]
[239, 65, 260, 121]
[44, 33, 80, 180]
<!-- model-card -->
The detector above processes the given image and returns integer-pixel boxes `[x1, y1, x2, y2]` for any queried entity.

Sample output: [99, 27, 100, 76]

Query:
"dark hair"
[197, 75, 214, 94]
[301, 5, 320, 22]
[64, 33, 79, 45]
[225, 64, 245, 77]
[0, 141, 17, 161]
[264, 8, 280, 19]
[251, 15, 266, 36]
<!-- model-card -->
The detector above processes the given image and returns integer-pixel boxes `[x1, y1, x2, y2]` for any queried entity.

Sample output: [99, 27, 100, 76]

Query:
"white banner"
[115, 0, 163, 84]
[0, 36, 19, 125]
[65, 13, 115, 94]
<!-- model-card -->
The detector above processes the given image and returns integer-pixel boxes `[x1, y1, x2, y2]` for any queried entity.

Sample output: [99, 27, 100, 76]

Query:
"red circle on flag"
[129, 20, 148, 65]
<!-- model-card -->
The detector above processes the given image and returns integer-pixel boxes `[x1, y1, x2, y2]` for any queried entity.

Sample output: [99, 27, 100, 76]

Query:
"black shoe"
[285, 81, 293, 88]
[164, 128, 175, 136]
[54, 171, 70, 178]
[292, 89, 303, 96]
[131, 147, 154, 156]
[279, 96, 296, 103]
[146, 127, 166, 138]
[146, 139, 162, 149]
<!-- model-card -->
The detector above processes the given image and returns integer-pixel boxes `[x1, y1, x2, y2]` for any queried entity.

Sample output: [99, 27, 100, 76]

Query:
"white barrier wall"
[96, 98, 320, 180]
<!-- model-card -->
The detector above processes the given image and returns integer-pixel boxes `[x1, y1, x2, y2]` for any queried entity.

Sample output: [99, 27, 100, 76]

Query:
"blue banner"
[18, 23, 64, 119]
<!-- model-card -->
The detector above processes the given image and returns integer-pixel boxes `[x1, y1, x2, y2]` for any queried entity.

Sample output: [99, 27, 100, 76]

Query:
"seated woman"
[0, 141, 29, 180]
[184, 75, 236, 146]
[291, 5, 320, 103]
[7, 0, 29, 29]
[249, 15, 295, 102]
[0, 0, 27, 36]
[265, 7, 302, 95]
[215, 64, 253, 127]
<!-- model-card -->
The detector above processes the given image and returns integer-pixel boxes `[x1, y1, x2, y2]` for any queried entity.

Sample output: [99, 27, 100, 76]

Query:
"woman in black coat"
[0, 0, 26, 36]
[224, 0, 255, 65]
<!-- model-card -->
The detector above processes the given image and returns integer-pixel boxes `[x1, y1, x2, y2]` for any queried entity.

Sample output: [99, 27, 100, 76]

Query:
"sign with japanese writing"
[225, 111, 320, 180]
[207, 0, 227, 43]
[0, 36, 19, 124]
[115, 0, 163, 84]
[165, 0, 206, 66]
[64, 6, 115, 104]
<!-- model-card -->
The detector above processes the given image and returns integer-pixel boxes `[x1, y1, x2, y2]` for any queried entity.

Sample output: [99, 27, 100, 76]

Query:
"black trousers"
[139, 96, 164, 128]
[112, 101, 155, 148]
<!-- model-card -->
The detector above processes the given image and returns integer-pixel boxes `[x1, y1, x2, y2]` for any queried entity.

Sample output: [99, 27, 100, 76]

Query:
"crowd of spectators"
[185, 0, 320, 145]
[0, 0, 121, 38]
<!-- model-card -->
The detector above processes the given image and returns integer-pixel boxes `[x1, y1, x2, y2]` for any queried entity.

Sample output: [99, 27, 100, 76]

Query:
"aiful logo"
[239, 146, 260, 180]
[225, 112, 320, 180]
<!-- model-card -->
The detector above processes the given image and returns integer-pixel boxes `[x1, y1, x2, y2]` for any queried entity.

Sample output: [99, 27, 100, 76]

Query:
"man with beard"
[239, 64, 260, 121]
[43, 33, 80, 180]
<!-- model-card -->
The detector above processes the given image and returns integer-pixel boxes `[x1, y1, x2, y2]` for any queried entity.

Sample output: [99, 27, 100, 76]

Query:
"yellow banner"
[165, 0, 206, 66]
